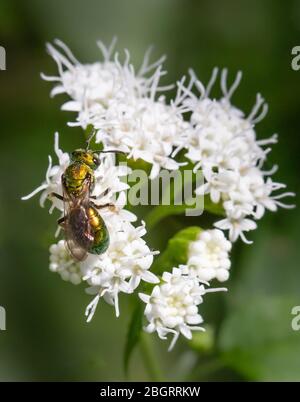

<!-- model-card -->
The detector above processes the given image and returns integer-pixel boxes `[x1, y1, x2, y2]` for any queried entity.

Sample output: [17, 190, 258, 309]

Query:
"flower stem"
[140, 332, 164, 381]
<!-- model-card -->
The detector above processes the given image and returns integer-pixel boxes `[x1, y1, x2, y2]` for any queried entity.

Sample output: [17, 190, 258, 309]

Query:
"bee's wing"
[62, 181, 92, 262]
[65, 236, 88, 262]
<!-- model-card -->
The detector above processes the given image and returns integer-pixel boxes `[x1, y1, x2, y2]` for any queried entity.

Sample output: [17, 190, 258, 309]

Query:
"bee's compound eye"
[93, 157, 100, 166]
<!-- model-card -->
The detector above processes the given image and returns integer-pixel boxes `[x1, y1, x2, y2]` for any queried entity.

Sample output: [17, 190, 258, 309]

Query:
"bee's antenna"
[100, 150, 127, 155]
[86, 130, 97, 150]
[86, 129, 127, 156]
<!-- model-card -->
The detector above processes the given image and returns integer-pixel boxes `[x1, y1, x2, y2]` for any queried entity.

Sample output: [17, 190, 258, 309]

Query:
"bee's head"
[71, 149, 100, 170]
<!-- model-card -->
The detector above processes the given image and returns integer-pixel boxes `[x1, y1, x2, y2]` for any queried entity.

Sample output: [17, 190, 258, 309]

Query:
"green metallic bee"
[51, 143, 121, 261]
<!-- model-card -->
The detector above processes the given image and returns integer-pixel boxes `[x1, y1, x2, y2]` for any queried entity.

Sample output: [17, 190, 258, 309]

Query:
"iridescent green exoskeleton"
[50, 147, 117, 261]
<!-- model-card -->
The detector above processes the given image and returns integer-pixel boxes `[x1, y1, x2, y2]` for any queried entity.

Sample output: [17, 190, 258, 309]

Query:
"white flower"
[139, 266, 226, 351]
[42, 38, 167, 128]
[214, 216, 257, 244]
[49, 240, 82, 285]
[94, 96, 189, 179]
[187, 229, 232, 282]
[82, 220, 159, 321]
[42, 39, 189, 179]
[181, 68, 295, 243]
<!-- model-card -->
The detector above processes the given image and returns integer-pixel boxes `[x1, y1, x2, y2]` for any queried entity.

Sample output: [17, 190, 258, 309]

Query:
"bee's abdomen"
[87, 207, 110, 255]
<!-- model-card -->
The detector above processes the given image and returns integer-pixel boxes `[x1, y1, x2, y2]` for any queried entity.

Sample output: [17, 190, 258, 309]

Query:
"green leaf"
[219, 296, 300, 381]
[123, 302, 144, 376]
[151, 226, 202, 276]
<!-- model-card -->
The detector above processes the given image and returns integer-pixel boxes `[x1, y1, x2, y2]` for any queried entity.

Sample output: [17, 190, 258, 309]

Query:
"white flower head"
[41, 38, 167, 127]
[94, 96, 189, 179]
[82, 220, 159, 321]
[188, 229, 232, 282]
[139, 266, 226, 351]
[42, 39, 189, 179]
[214, 215, 257, 244]
[49, 240, 82, 285]
[180, 68, 295, 243]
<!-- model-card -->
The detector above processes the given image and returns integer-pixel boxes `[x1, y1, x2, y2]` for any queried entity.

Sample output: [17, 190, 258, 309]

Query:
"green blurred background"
[0, 0, 300, 381]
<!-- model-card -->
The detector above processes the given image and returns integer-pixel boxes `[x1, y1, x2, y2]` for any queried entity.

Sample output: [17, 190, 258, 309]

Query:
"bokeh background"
[1, 0, 300, 381]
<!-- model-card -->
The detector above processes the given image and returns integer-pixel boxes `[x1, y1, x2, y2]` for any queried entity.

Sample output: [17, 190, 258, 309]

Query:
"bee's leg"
[57, 216, 66, 227]
[92, 202, 116, 212]
[90, 188, 110, 200]
[50, 192, 65, 201]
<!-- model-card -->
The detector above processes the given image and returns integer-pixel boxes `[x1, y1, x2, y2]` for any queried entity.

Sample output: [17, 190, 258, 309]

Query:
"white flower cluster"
[188, 229, 231, 282]
[139, 266, 226, 350]
[42, 39, 188, 179]
[95, 96, 188, 179]
[82, 219, 159, 321]
[22, 133, 159, 318]
[42, 41, 294, 242]
[23, 40, 294, 351]
[49, 240, 82, 285]
[180, 68, 295, 243]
